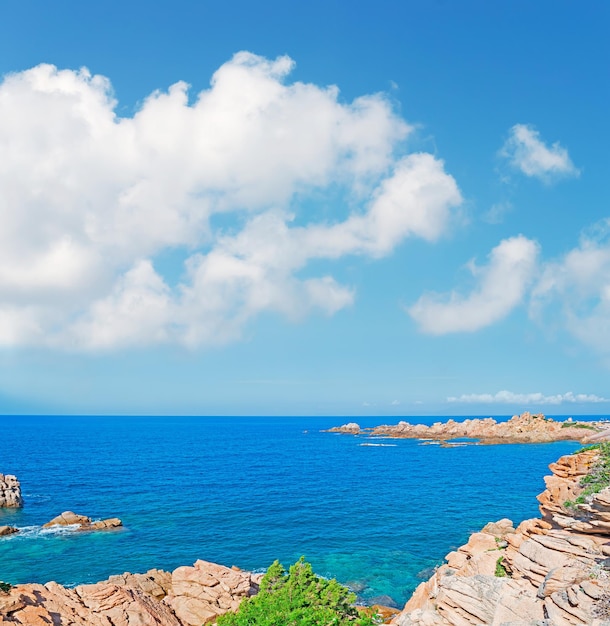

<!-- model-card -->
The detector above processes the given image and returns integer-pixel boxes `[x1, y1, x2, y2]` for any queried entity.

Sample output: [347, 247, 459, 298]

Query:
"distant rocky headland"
[327, 412, 610, 445]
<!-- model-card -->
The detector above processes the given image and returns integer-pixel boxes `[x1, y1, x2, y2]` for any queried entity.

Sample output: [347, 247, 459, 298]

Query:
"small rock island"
[328, 412, 610, 445]
[0, 474, 23, 508]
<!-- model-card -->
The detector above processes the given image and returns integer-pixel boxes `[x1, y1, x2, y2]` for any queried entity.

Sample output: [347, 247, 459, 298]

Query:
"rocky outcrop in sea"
[43, 510, 123, 531]
[391, 445, 610, 625]
[0, 474, 22, 508]
[329, 412, 610, 445]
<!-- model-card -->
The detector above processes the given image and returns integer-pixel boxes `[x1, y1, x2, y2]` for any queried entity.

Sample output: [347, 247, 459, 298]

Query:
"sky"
[0, 1, 608, 416]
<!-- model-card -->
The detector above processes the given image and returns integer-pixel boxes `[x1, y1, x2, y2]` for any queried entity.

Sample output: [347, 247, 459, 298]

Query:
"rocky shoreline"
[0, 559, 261, 626]
[5, 422, 610, 624]
[328, 412, 610, 445]
[389, 443, 610, 625]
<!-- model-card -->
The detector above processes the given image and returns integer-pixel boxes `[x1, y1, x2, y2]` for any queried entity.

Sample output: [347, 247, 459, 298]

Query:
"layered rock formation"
[42, 510, 123, 531]
[391, 446, 610, 625]
[329, 412, 610, 445]
[164, 560, 261, 626]
[0, 559, 261, 626]
[0, 474, 22, 508]
[0, 580, 184, 626]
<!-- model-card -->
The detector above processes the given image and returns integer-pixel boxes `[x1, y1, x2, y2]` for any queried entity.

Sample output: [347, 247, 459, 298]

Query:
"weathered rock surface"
[332, 422, 361, 433]
[0, 559, 261, 626]
[43, 510, 123, 531]
[0, 526, 18, 537]
[329, 412, 610, 445]
[0, 581, 183, 625]
[165, 560, 261, 625]
[0, 474, 22, 508]
[391, 446, 610, 625]
[106, 568, 173, 600]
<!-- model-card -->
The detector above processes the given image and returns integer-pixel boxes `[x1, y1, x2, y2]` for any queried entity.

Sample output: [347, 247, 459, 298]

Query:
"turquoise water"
[0, 415, 589, 606]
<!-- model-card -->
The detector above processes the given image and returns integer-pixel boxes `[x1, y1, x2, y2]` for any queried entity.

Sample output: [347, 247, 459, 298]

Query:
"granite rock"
[329, 413, 610, 445]
[43, 510, 123, 531]
[0, 474, 22, 508]
[392, 446, 610, 625]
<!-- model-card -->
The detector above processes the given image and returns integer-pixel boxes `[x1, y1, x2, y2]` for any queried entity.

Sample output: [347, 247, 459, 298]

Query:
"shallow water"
[0, 415, 588, 606]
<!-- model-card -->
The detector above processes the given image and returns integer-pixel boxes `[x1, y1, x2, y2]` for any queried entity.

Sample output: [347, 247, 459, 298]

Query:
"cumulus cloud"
[0, 52, 462, 350]
[531, 219, 610, 355]
[408, 235, 539, 334]
[448, 391, 609, 405]
[500, 124, 579, 182]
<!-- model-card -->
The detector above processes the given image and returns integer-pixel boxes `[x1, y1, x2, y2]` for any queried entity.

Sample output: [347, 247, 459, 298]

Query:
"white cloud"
[0, 52, 462, 350]
[500, 124, 579, 182]
[408, 235, 539, 334]
[483, 201, 512, 225]
[531, 219, 610, 356]
[448, 391, 609, 405]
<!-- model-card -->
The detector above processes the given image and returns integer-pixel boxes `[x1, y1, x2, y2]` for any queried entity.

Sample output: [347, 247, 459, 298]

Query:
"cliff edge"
[392, 445, 610, 625]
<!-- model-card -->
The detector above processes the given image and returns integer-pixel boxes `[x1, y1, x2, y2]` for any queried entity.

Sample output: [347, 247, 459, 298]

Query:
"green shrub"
[561, 421, 595, 429]
[494, 557, 508, 578]
[565, 443, 610, 509]
[573, 443, 602, 454]
[0, 581, 11, 593]
[217, 557, 377, 626]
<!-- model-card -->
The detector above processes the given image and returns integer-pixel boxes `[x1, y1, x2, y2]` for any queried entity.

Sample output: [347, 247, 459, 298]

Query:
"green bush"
[494, 557, 508, 578]
[565, 443, 610, 508]
[0, 581, 11, 593]
[217, 557, 377, 626]
[561, 421, 595, 429]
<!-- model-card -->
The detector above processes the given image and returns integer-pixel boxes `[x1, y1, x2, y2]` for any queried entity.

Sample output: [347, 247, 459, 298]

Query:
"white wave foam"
[10, 524, 81, 539]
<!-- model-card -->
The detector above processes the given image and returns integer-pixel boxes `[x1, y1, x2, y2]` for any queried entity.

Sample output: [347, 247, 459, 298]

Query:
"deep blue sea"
[0, 415, 596, 607]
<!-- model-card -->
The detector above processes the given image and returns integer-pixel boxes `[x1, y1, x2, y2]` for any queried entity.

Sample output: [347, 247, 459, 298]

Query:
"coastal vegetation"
[565, 442, 610, 508]
[561, 421, 595, 429]
[494, 557, 508, 578]
[217, 557, 377, 626]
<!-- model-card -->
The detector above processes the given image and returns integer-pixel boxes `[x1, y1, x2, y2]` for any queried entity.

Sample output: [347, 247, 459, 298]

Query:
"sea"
[0, 415, 599, 607]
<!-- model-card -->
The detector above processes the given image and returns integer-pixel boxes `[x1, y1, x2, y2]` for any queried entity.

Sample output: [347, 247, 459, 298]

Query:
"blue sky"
[0, 1, 608, 416]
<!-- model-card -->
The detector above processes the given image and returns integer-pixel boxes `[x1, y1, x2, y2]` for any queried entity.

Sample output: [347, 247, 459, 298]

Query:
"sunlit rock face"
[0, 474, 22, 508]
[330, 413, 610, 445]
[0, 559, 261, 626]
[392, 447, 610, 626]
